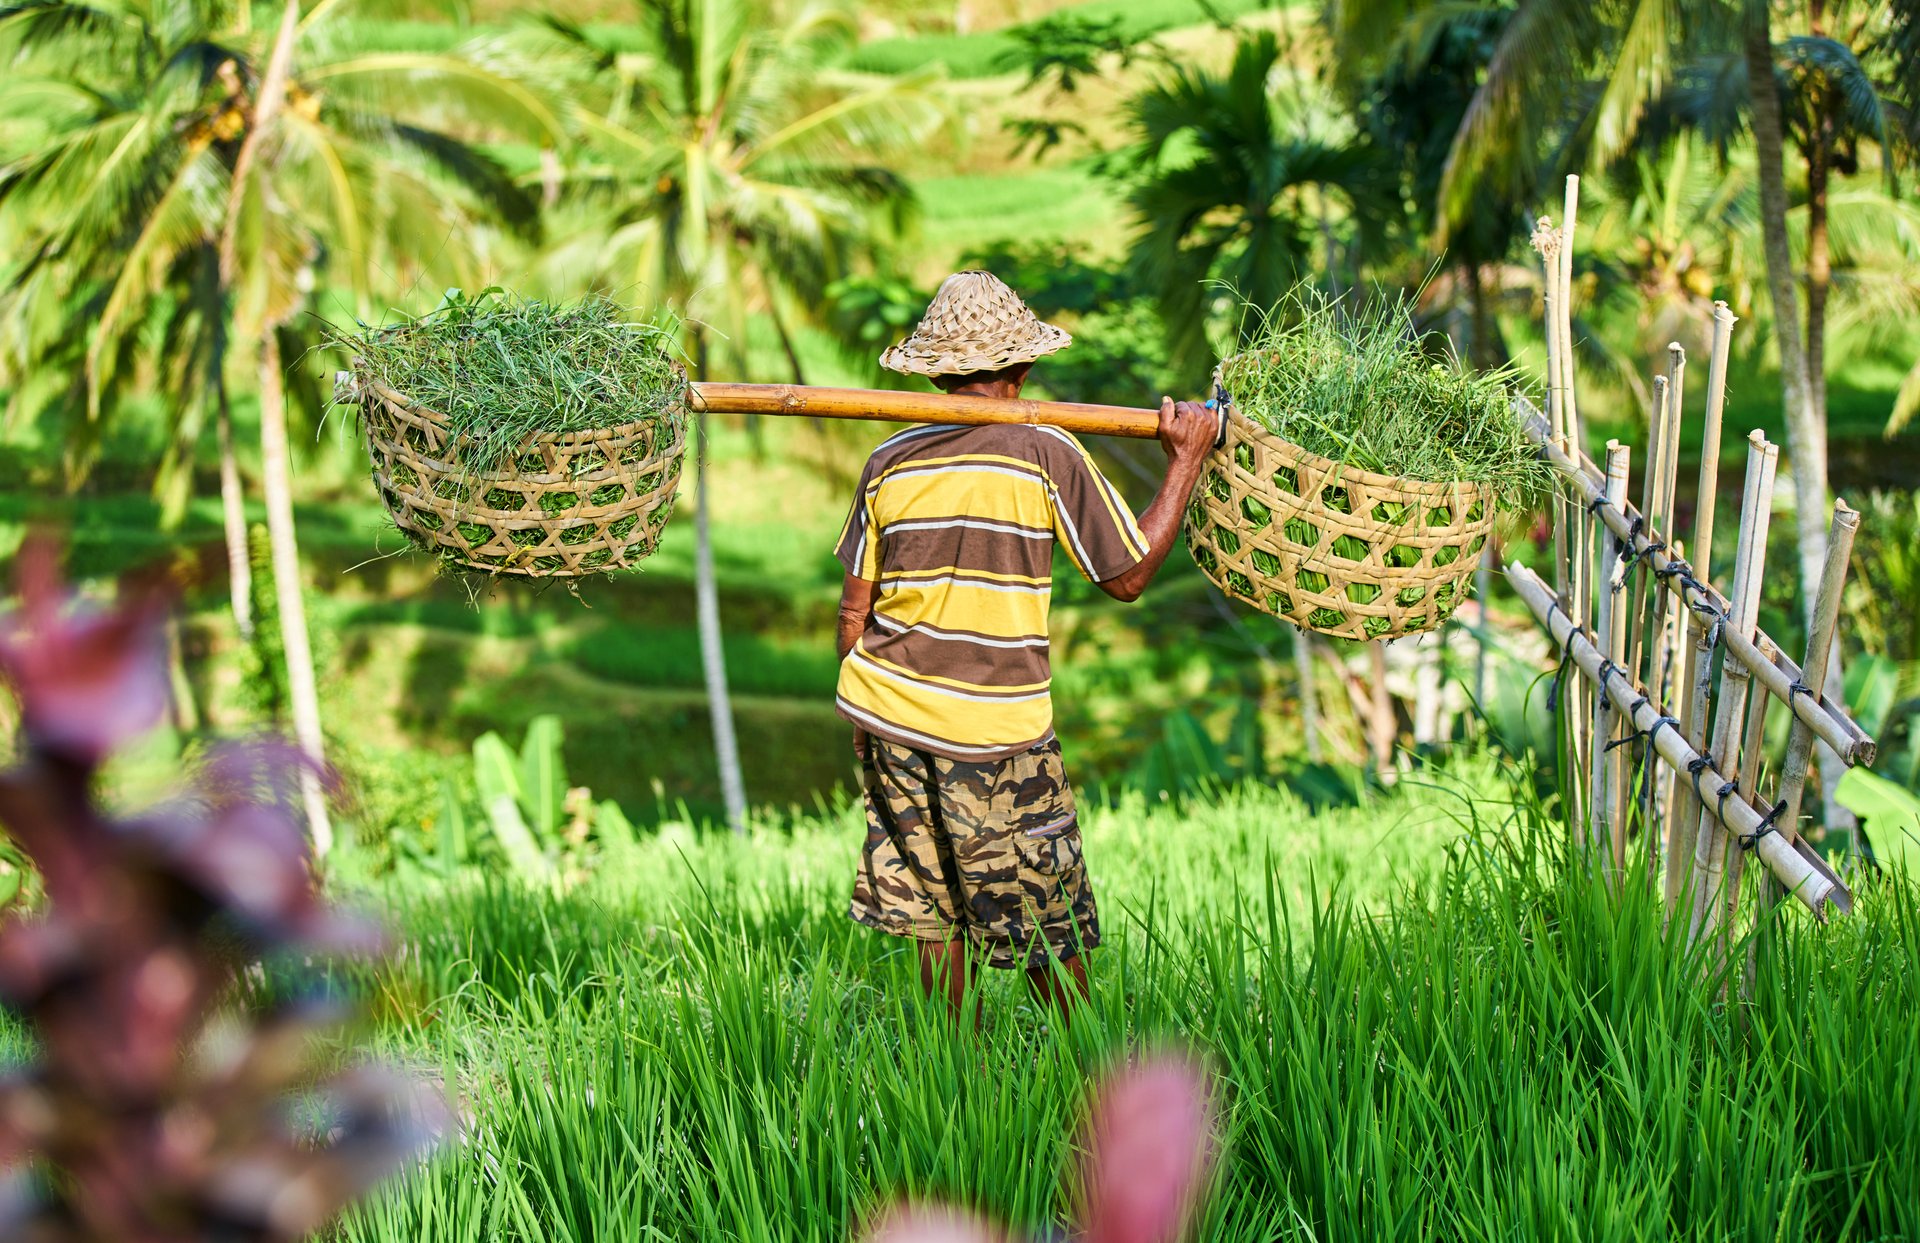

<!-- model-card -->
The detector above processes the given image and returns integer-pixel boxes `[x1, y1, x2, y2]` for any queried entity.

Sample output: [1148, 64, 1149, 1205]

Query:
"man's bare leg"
[1026, 954, 1088, 1026]
[918, 937, 978, 1026]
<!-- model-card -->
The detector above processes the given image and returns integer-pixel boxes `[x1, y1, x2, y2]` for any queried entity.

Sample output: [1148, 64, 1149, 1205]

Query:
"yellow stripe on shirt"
[874, 579, 1050, 640]
[837, 651, 1054, 749]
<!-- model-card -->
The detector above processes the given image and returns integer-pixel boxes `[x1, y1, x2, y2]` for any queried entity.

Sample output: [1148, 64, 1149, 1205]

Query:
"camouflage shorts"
[850, 736, 1100, 970]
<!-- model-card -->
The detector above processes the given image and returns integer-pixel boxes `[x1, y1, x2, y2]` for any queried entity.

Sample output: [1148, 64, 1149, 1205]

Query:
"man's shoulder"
[867, 422, 1067, 470]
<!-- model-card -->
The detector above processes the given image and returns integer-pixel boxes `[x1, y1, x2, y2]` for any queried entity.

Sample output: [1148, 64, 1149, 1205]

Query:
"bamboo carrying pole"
[691, 383, 1163, 440]
[1507, 563, 1849, 917]
[1688, 432, 1779, 942]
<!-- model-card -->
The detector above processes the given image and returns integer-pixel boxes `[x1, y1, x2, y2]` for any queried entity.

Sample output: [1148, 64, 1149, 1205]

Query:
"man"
[833, 270, 1216, 1021]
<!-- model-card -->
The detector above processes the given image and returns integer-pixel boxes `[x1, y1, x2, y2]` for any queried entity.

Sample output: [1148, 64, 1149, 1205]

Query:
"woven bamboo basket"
[352, 365, 686, 577]
[1185, 397, 1495, 641]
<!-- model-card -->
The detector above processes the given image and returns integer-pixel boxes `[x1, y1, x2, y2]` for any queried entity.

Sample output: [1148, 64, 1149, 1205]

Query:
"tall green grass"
[333, 755, 1919, 1241]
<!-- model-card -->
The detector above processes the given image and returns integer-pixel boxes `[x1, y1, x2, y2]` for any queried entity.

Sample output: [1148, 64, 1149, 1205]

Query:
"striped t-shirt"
[834, 422, 1150, 761]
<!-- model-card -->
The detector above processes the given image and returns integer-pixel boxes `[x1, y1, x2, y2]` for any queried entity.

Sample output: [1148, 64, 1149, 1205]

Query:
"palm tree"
[0, 0, 556, 854]
[1116, 31, 1392, 374]
[528, 0, 942, 833]
[1324, 7, 1535, 368]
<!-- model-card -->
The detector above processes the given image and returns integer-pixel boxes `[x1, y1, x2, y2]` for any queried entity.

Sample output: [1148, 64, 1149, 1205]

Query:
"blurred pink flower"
[0, 537, 171, 765]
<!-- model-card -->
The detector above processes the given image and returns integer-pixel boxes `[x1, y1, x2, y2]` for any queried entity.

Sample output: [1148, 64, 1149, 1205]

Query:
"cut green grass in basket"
[1221, 285, 1554, 514]
[334, 289, 686, 477]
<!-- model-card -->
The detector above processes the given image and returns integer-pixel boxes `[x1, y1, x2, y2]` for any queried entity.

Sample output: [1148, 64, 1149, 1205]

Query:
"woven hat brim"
[878, 321, 1072, 377]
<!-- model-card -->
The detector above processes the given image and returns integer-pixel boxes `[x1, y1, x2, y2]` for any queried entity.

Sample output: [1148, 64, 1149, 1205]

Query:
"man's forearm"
[837, 574, 877, 659]
[1102, 456, 1207, 602]
[837, 606, 867, 660]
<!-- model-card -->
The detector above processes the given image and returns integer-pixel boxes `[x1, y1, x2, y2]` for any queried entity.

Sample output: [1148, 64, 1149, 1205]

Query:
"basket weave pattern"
[1185, 407, 1494, 641]
[357, 370, 686, 577]
[879, 271, 1071, 377]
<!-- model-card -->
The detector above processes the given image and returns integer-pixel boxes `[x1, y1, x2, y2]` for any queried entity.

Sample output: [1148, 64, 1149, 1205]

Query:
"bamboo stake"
[1555, 198, 1595, 840]
[1689, 432, 1779, 943]
[1533, 219, 1570, 606]
[1645, 348, 1686, 752]
[1694, 307, 1737, 580]
[1771, 501, 1861, 850]
[1531, 225, 1583, 841]
[1590, 443, 1632, 868]
[1559, 177, 1584, 456]
[1666, 311, 1734, 899]
[1626, 376, 1671, 697]
[1720, 682, 1774, 926]
[1507, 563, 1848, 917]
[1658, 344, 1686, 539]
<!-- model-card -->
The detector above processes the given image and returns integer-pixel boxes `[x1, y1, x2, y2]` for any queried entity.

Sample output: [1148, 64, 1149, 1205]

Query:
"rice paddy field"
[330, 752, 1920, 1242]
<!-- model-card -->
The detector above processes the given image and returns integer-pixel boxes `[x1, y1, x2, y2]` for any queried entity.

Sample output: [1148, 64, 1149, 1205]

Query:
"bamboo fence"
[1514, 176, 1877, 932]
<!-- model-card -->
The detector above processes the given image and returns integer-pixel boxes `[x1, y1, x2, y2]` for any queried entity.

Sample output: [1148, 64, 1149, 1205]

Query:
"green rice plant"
[334, 289, 685, 477]
[322, 755, 1920, 1242]
[1222, 286, 1554, 513]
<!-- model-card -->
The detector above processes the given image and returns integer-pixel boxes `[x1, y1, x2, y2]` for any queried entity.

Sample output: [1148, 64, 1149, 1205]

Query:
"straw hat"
[879, 271, 1072, 377]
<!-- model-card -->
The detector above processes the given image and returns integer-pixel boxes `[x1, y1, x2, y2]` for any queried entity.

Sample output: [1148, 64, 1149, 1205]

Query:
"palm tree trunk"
[258, 332, 334, 856]
[217, 378, 254, 641]
[1807, 129, 1831, 433]
[1464, 262, 1505, 371]
[1745, 5, 1856, 833]
[1804, 91, 1858, 837]
[1760, 3, 1856, 838]
[695, 410, 748, 834]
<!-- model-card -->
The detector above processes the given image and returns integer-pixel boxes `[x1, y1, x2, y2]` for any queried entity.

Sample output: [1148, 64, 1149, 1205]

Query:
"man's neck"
[946, 381, 1023, 401]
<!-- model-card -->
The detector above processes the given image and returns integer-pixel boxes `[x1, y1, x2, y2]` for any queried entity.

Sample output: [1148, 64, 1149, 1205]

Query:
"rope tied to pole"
[1614, 514, 1645, 569]
[1606, 701, 1671, 811]
[1714, 778, 1739, 825]
[1604, 696, 1656, 750]
[1594, 658, 1623, 711]
[1652, 553, 1724, 628]
[1741, 799, 1790, 852]
[1546, 599, 1577, 711]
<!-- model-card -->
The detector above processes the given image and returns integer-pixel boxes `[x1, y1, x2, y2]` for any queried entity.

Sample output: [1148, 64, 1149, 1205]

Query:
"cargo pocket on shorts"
[1013, 818, 1082, 891]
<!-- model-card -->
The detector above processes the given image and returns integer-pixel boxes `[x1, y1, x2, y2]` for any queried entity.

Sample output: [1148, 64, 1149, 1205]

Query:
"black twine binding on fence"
[1635, 714, 1683, 806]
[1741, 799, 1790, 852]
[1651, 552, 1725, 630]
[1594, 659, 1623, 711]
[1714, 778, 1740, 825]
[1546, 600, 1578, 711]
[1615, 514, 1645, 568]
